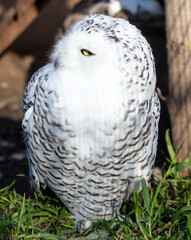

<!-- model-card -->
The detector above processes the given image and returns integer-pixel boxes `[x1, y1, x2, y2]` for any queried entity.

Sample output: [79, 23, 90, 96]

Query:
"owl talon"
[77, 219, 92, 230]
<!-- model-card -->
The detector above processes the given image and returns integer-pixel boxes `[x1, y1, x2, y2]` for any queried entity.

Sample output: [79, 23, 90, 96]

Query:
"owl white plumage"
[22, 14, 160, 229]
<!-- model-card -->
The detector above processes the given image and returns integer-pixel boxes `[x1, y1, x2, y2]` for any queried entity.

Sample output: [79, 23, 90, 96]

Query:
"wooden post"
[165, 0, 191, 176]
[0, 0, 50, 55]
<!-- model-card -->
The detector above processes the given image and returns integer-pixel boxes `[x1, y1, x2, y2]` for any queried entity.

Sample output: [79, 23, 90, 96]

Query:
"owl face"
[47, 14, 156, 120]
[50, 32, 122, 122]
[51, 26, 121, 85]
[50, 14, 155, 97]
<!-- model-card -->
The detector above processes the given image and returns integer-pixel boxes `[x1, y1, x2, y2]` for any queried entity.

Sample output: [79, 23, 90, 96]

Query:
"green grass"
[0, 129, 191, 240]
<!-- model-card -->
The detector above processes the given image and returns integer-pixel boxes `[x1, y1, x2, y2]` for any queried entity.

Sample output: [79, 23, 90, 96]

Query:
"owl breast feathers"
[22, 14, 160, 229]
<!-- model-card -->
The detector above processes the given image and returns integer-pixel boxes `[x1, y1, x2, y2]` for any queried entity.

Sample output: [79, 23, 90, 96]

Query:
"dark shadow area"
[0, 118, 32, 195]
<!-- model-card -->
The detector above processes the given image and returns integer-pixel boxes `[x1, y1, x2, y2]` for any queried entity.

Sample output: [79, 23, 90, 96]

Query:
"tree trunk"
[164, 0, 191, 177]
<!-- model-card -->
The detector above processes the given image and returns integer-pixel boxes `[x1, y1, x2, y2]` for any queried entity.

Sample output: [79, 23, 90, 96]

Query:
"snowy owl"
[22, 14, 160, 229]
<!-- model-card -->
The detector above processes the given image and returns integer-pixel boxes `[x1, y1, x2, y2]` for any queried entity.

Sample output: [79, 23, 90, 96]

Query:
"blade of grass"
[13, 233, 67, 240]
[187, 213, 191, 236]
[0, 220, 13, 228]
[24, 198, 31, 238]
[166, 129, 176, 162]
[0, 180, 16, 193]
[141, 178, 151, 214]
[133, 190, 149, 240]
[172, 206, 191, 223]
[165, 129, 188, 178]
[55, 207, 67, 228]
[167, 158, 191, 176]
[148, 179, 164, 237]
[16, 194, 26, 239]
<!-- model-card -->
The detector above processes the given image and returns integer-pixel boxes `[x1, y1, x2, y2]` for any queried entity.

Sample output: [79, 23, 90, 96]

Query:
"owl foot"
[77, 219, 92, 230]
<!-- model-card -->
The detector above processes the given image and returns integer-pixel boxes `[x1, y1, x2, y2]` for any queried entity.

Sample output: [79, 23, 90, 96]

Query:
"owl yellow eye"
[81, 49, 95, 56]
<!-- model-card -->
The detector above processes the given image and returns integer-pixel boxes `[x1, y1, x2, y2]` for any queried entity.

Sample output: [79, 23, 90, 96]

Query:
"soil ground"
[0, 0, 169, 195]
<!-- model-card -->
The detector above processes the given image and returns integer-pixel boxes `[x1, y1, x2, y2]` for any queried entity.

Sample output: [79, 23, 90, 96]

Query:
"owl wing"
[22, 63, 53, 114]
[22, 63, 54, 193]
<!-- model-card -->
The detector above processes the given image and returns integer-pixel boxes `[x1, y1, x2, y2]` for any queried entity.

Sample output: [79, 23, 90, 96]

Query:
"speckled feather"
[22, 14, 160, 229]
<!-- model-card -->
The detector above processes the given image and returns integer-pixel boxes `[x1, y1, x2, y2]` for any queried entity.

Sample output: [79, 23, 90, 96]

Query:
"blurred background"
[1, 0, 189, 195]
